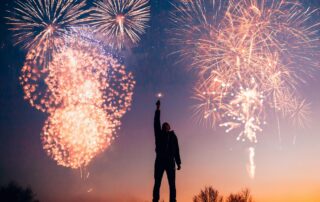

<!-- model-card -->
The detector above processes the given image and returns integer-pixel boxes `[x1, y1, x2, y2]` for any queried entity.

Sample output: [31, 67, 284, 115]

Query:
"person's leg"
[166, 166, 176, 202]
[153, 160, 165, 202]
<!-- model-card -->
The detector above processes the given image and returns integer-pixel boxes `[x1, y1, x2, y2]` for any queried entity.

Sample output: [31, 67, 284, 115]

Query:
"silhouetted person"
[153, 100, 181, 202]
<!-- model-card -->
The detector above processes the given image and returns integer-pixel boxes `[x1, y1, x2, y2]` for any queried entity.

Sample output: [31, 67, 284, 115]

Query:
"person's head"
[162, 122, 171, 132]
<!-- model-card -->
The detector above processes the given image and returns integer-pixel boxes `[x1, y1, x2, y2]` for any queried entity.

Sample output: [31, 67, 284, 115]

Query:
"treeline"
[193, 186, 254, 202]
[0, 181, 39, 202]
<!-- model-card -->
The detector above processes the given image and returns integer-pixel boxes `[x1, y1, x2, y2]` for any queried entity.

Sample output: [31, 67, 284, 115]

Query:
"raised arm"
[154, 100, 161, 137]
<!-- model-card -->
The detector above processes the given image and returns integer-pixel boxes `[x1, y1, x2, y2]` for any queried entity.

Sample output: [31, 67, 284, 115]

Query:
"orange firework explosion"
[89, 0, 150, 49]
[20, 32, 135, 115]
[172, 0, 319, 178]
[21, 31, 135, 168]
[172, 0, 319, 143]
[42, 104, 113, 169]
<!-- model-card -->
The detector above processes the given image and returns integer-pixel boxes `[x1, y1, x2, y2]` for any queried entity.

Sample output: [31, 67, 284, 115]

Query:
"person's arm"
[174, 134, 181, 170]
[154, 100, 161, 137]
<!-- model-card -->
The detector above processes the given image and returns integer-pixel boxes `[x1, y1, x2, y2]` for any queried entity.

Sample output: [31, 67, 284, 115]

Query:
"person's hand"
[156, 100, 160, 109]
[177, 164, 181, 170]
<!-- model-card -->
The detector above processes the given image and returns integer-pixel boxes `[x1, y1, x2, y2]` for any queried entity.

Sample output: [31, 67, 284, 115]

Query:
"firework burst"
[7, 0, 90, 49]
[172, 0, 320, 142]
[42, 104, 113, 169]
[89, 0, 150, 49]
[21, 31, 135, 168]
[20, 31, 135, 113]
[172, 0, 320, 178]
[7, 0, 138, 169]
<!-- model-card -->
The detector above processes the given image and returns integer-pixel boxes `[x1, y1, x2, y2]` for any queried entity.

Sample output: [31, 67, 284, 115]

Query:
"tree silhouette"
[226, 189, 253, 202]
[0, 181, 39, 202]
[193, 186, 223, 202]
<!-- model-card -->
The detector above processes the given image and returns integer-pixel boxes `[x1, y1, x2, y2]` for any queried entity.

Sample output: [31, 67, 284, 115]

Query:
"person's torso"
[155, 131, 176, 159]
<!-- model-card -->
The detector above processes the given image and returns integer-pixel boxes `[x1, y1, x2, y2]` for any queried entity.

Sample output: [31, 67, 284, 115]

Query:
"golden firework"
[172, 0, 320, 143]
[21, 31, 135, 168]
[42, 104, 113, 169]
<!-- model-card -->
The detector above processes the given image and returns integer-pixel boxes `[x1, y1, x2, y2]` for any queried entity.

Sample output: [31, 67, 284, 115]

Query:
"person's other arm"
[154, 100, 161, 138]
[174, 134, 181, 170]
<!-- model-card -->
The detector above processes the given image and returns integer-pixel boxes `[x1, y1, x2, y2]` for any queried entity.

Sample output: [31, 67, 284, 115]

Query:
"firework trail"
[247, 147, 256, 179]
[89, 0, 150, 49]
[172, 0, 320, 178]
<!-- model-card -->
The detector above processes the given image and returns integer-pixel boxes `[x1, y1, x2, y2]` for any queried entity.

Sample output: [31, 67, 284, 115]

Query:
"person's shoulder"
[170, 131, 178, 138]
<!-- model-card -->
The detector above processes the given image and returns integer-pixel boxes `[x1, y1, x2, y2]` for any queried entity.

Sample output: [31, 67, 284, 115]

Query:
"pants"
[152, 158, 176, 202]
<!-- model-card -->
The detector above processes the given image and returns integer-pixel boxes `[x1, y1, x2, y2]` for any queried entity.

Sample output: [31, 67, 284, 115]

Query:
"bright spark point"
[157, 93, 163, 98]
[116, 15, 125, 24]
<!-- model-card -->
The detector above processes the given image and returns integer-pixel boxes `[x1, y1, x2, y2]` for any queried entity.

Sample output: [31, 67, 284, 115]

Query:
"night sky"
[1, 0, 320, 202]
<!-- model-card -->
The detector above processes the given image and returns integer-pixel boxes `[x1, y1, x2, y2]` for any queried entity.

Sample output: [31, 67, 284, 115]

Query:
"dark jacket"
[154, 109, 181, 166]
